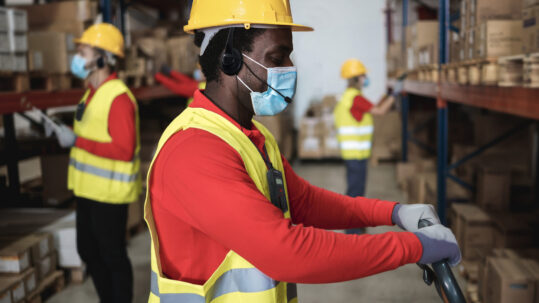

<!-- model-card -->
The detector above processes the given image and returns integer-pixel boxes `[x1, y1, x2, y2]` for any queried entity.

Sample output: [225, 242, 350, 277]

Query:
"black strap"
[259, 145, 274, 170]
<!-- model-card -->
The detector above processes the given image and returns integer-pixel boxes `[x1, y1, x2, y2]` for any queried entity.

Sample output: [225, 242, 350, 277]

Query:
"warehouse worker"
[47, 23, 139, 303]
[335, 59, 402, 234]
[155, 65, 206, 106]
[144, 1, 460, 302]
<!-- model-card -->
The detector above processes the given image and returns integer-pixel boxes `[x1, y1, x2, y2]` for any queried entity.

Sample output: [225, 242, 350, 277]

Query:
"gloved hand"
[414, 224, 461, 266]
[392, 80, 404, 96]
[392, 204, 441, 232]
[54, 124, 77, 148]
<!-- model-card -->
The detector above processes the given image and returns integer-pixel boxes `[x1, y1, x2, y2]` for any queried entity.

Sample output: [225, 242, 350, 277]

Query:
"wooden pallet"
[25, 271, 65, 303]
[64, 265, 87, 284]
[454, 59, 498, 86]
[442, 63, 459, 84]
[417, 64, 439, 83]
[497, 54, 525, 87]
[0, 72, 30, 92]
[28, 73, 84, 91]
[458, 260, 479, 282]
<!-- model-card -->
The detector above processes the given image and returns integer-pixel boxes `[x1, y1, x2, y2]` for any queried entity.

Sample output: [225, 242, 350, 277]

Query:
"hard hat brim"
[74, 38, 125, 58]
[184, 21, 313, 34]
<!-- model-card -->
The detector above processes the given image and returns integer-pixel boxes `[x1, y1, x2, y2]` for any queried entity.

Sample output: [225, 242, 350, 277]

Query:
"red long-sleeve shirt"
[351, 95, 374, 122]
[155, 70, 199, 98]
[75, 73, 136, 162]
[149, 90, 422, 285]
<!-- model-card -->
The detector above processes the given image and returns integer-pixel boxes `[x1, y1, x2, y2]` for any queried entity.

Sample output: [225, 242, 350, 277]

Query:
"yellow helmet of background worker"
[75, 23, 125, 58]
[184, 0, 313, 33]
[341, 59, 368, 79]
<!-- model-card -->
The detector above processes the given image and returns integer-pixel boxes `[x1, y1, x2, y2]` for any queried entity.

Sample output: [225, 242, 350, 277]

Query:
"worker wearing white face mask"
[43, 23, 140, 303]
[143, 1, 460, 302]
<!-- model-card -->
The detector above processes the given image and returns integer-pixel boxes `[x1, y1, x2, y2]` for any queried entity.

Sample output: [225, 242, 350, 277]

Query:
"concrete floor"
[48, 162, 463, 303]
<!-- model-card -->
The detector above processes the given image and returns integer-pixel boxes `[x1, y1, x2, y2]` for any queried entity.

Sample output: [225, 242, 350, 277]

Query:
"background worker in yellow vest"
[334, 59, 403, 234]
[144, 1, 460, 302]
[47, 23, 140, 303]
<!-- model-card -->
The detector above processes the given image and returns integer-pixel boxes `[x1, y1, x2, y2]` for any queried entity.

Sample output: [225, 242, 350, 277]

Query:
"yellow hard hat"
[75, 23, 125, 58]
[341, 59, 368, 79]
[184, 0, 313, 33]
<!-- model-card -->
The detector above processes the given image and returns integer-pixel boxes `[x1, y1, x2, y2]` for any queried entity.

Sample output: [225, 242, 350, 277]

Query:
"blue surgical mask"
[363, 76, 370, 88]
[237, 54, 297, 116]
[70, 54, 90, 79]
[193, 69, 204, 82]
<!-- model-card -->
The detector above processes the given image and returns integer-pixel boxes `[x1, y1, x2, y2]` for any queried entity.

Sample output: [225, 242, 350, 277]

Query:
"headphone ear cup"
[220, 47, 243, 76]
[97, 57, 105, 68]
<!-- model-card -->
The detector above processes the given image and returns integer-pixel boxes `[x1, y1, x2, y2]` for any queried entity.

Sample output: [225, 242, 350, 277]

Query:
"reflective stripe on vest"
[69, 158, 139, 182]
[339, 141, 372, 151]
[67, 79, 141, 203]
[144, 107, 297, 303]
[337, 125, 374, 136]
[333, 87, 374, 160]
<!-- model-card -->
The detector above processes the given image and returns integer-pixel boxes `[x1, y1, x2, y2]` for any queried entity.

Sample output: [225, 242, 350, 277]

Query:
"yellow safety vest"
[68, 79, 141, 204]
[187, 82, 206, 106]
[144, 107, 297, 303]
[333, 87, 374, 160]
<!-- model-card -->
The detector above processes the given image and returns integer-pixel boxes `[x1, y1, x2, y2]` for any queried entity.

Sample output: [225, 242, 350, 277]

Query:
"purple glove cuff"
[391, 203, 402, 228]
[414, 232, 460, 266]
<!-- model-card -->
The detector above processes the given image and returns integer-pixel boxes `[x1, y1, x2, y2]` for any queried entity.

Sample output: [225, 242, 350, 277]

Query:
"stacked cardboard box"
[523, 3, 539, 53]
[450, 204, 496, 260]
[254, 113, 295, 160]
[386, 42, 404, 78]
[459, 0, 524, 61]
[371, 111, 401, 165]
[405, 21, 439, 70]
[297, 96, 340, 160]
[19, 1, 96, 75]
[0, 8, 28, 72]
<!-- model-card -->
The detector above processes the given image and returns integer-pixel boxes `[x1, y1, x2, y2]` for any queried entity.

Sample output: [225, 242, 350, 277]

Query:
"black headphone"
[96, 56, 105, 69]
[220, 28, 243, 75]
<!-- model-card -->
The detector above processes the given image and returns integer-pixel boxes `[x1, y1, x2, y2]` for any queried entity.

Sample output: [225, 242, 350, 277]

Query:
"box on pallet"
[467, 0, 523, 29]
[0, 276, 25, 303]
[0, 241, 31, 275]
[523, 5, 539, 53]
[36, 252, 57, 282]
[371, 111, 401, 163]
[406, 21, 439, 69]
[476, 166, 511, 211]
[475, 20, 523, 59]
[298, 117, 323, 159]
[28, 32, 75, 73]
[450, 203, 495, 260]
[486, 257, 537, 303]
[491, 214, 535, 249]
[0, 267, 36, 298]
[166, 36, 199, 76]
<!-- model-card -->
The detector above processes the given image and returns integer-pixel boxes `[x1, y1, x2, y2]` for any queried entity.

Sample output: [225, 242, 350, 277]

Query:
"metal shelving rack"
[394, 0, 539, 223]
[1, 0, 179, 203]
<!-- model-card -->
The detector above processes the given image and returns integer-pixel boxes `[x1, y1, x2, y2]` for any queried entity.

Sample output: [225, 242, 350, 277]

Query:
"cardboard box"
[166, 36, 199, 75]
[298, 117, 323, 159]
[0, 8, 27, 32]
[450, 203, 495, 260]
[523, 5, 539, 53]
[36, 253, 57, 282]
[492, 214, 535, 249]
[20, 1, 97, 28]
[0, 240, 31, 274]
[0, 233, 53, 267]
[372, 111, 401, 160]
[475, 20, 523, 58]
[0, 276, 24, 303]
[476, 167, 511, 211]
[28, 31, 75, 73]
[395, 159, 436, 189]
[467, 0, 523, 29]
[486, 257, 535, 303]
[0, 267, 36, 297]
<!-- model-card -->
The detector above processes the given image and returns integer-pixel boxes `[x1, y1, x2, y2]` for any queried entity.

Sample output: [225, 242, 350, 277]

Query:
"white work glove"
[392, 80, 404, 96]
[54, 124, 77, 148]
[414, 224, 462, 266]
[392, 204, 441, 232]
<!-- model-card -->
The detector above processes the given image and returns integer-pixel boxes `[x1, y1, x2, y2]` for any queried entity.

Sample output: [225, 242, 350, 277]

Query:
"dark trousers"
[76, 197, 133, 303]
[344, 159, 368, 235]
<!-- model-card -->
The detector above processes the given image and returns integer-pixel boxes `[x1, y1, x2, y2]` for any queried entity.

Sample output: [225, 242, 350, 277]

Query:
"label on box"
[26, 272, 36, 293]
[0, 291, 11, 303]
[39, 238, 49, 258]
[40, 256, 51, 278]
[11, 282, 24, 303]
[0, 252, 29, 273]
[302, 137, 320, 151]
